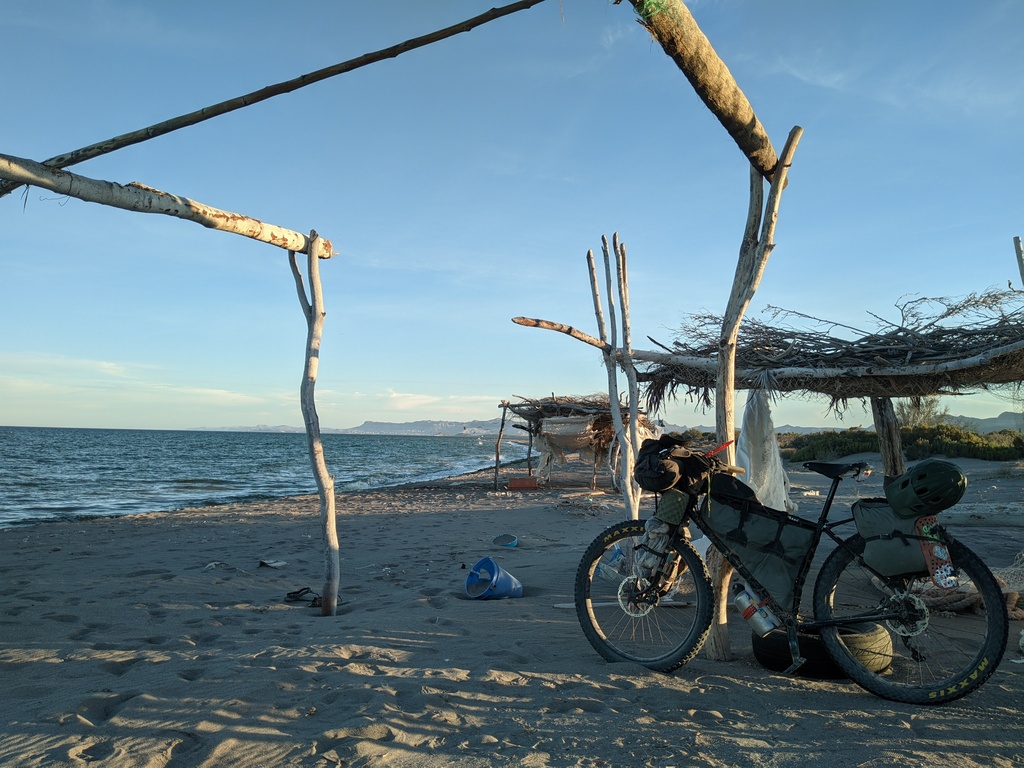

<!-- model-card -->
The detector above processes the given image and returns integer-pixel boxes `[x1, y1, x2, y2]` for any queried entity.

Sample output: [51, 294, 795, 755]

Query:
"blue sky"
[2, 1, 1023, 431]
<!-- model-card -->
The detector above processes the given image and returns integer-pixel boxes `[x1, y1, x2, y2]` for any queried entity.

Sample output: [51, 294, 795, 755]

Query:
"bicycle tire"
[574, 519, 714, 673]
[814, 533, 1008, 704]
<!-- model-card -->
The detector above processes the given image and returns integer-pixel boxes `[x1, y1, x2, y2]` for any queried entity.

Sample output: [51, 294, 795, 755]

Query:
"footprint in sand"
[178, 668, 205, 682]
[545, 696, 607, 714]
[98, 657, 143, 677]
[72, 690, 142, 727]
[68, 738, 119, 763]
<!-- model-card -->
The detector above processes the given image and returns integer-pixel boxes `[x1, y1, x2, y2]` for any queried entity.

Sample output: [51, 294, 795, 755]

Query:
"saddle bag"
[851, 498, 928, 577]
[698, 474, 815, 612]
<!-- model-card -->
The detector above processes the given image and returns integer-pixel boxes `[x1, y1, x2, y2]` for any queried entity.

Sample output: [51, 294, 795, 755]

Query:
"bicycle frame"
[665, 461, 889, 673]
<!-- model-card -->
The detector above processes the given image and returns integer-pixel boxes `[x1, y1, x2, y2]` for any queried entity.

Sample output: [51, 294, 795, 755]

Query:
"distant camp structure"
[495, 395, 659, 489]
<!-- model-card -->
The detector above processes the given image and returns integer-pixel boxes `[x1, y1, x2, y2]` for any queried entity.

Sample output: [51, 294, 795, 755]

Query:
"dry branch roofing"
[641, 289, 1024, 413]
[504, 394, 657, 429]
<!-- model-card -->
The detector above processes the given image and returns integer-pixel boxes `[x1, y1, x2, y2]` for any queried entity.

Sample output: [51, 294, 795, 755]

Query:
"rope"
[991, 551, 1024, 620]
[870, 550, 1024, 620]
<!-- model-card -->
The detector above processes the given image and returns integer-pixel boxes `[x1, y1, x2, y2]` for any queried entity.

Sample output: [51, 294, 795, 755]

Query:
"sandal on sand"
[286, 587, 316, 603]
[309, 595, 322, 608]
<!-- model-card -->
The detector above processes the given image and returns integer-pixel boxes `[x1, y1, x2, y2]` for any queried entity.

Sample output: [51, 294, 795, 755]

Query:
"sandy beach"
[1, 456, 1022, 767]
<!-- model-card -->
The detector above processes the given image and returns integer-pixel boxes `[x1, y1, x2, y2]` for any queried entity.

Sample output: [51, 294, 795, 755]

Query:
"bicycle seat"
[803, 461, 871, 480]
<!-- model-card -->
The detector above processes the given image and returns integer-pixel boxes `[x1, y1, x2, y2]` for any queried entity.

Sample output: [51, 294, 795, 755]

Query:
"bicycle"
[574, 445, 1009, 704]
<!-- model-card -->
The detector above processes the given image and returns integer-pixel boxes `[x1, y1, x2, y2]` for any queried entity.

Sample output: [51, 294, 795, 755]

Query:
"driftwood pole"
[624, 0, 778, 183]
[871, 397, 906, 484]
[587, 235, 643, 516]
[0, 154, 311, 251]
[494, 402, 510, 490]
[716, 128, 802, 463]
[613, 7, 793, 648]
[1015, 236, 1024, 289]
[290, 233, 339, 616]
[704, 126, 803, 661]
[610, 235, 643, 517]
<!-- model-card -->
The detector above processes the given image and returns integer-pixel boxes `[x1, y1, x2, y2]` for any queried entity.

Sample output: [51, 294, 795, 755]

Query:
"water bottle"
[732, 583, 780, 636]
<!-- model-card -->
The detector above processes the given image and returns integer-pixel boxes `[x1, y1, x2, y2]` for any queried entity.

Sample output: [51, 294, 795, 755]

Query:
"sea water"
[0, 427, 527, 528]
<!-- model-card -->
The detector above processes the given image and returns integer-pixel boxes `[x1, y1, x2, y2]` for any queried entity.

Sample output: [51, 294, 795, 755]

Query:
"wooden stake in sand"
[290, 233, 340, 616]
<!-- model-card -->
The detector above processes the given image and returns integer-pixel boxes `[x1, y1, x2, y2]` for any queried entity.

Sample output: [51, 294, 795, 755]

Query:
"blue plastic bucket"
[465, 557, 523, 599]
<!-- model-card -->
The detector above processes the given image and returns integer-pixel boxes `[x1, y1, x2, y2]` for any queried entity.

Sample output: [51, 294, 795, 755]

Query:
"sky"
[2, 0, 1023, 432]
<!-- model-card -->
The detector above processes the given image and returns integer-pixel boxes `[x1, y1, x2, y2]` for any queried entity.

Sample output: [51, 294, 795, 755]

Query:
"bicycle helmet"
[884, 459, 967, 518]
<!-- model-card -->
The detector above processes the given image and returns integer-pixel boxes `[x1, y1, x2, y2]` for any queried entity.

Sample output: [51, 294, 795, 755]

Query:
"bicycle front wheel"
[814, 533, 1008, 704]
[574, 519, 714, 673]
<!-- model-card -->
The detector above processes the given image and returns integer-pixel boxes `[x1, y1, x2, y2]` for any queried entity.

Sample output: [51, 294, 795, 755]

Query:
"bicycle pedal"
[782, 656, 807, 676]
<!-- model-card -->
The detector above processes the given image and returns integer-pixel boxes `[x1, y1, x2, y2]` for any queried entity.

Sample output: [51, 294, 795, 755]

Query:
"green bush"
[780, 428, 879, 462]
[778, 425, 1024, 462]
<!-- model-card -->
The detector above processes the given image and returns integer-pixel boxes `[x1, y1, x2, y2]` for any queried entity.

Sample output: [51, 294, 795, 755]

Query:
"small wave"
[172, 478, 237, 489]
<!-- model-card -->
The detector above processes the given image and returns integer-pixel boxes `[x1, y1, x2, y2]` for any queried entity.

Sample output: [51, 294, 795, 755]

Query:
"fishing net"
[990, 551, 1024, 620]
[896, 551, 1024, 620]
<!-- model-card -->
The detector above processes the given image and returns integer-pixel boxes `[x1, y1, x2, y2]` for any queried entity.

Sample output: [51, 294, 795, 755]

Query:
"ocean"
[0, 426, 528, 529]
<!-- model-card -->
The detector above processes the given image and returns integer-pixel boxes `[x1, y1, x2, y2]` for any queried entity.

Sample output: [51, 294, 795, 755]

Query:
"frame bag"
[700, 474, 814, 612]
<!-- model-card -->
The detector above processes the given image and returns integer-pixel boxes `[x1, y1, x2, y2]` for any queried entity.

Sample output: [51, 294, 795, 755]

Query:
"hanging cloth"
[735, 389, 796, 513]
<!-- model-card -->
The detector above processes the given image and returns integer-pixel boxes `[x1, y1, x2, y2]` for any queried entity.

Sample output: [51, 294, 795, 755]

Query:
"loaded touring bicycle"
[574, 435, 1009, 704]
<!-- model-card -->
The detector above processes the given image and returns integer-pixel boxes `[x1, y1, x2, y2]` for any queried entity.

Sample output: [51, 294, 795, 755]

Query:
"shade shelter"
[495, 395, 659, 490]
[639, 289, 1024, 482]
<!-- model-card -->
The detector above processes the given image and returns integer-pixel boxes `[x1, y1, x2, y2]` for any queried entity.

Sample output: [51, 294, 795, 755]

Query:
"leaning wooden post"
[706, 127, 803, 661]
[611, 234, 643, 518]
[625, 0, 778, 183]
[0, 153, 343, 615]
[290, 232, 339, 616]
[871, 397, 906, 485]
[704, 166, 765, 662]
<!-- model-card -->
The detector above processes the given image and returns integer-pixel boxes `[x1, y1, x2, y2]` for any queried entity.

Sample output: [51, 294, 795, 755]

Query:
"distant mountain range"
[207, 411, 1024, 436]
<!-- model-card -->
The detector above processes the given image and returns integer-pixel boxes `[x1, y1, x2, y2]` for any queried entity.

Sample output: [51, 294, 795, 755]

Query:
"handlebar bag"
[634, 436, 715, 494]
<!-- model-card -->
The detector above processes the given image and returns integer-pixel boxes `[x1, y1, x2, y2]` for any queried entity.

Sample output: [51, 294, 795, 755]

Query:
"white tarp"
[735, 389, 796, 513]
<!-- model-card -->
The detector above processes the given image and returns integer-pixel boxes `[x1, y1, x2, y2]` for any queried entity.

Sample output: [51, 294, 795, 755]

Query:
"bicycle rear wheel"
[574, 519, 714, 673]
[814, 533, 1008, 704]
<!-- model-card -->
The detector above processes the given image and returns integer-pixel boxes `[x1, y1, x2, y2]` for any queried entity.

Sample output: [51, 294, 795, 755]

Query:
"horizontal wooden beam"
[0, 153, 329, 255]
